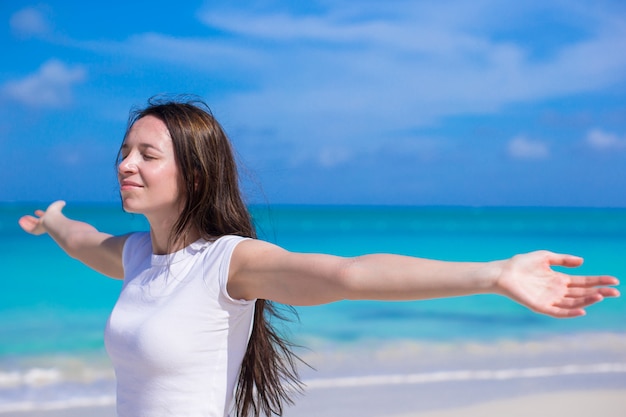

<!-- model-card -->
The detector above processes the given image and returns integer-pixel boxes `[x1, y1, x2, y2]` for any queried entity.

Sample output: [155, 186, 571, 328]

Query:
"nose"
[118, 154, 138, 175]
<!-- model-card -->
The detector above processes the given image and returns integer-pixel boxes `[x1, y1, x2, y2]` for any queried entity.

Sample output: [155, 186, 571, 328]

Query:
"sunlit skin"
[12, 95, 623, 417]
[18, 116, 620, 316]
[117, 115, 198, 254]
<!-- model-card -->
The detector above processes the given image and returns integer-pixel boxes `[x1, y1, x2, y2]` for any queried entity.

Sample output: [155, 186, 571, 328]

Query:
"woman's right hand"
[18, 200, 67, 236]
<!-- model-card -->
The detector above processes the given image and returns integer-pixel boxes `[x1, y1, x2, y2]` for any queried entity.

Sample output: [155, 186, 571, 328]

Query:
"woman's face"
[118, 115, 183, 220]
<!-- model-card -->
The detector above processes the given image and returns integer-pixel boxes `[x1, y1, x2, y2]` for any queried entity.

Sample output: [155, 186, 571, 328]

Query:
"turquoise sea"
[1, 204, 625, 413]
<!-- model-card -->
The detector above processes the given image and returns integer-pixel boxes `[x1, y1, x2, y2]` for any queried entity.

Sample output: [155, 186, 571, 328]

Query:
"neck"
[147, 215, 200, 255]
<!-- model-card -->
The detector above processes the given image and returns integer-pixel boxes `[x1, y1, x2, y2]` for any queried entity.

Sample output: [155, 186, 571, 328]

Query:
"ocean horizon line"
[4, 201, 626, 210]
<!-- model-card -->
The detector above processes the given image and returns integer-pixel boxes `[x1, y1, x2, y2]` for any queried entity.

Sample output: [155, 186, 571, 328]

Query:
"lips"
[120, 180, 143, 191]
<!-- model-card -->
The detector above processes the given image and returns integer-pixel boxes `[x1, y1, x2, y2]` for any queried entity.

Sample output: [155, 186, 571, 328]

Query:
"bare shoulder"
[73, 233, 133, 280]
[228, 239, 349, 304]
[228, 239, 290, 300]
[231, 239, 288, 271]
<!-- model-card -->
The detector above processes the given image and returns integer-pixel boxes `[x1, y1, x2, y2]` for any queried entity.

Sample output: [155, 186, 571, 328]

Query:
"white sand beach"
[5, 336, 625, 417]
[6, 389, 625, 417]
[403, 390, 626, 417]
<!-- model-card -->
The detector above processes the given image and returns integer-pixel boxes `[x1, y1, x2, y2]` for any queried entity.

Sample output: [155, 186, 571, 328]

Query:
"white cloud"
[10, 7, 51, 38]
[59, 1, 626, 150]
[129, 33, 265, 69]
[2, 60, 86, 108]
[507, 135, 549, 160]
[586, 128, 626, 151]
[192, 1, 626, 146]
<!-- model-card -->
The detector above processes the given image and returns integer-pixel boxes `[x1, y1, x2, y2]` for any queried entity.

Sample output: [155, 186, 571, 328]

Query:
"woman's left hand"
[495, 251, 620, 318]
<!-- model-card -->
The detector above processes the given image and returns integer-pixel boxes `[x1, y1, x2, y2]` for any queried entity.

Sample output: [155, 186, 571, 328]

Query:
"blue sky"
[1, 1, 625, 206]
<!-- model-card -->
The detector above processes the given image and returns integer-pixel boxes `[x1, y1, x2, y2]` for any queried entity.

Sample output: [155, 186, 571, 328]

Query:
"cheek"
[141, 166, 181, 201]
[162, 166, 184, 196]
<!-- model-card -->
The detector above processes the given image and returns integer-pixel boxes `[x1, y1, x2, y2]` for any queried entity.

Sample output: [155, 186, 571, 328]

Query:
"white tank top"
[104, 232, 255, 417]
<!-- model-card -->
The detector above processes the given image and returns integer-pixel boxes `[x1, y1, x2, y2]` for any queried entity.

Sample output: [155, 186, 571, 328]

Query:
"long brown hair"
[120, 96, 304, 416]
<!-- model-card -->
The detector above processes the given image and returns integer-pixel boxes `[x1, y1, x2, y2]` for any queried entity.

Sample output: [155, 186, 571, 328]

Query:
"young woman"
[19, 97, 619, 417]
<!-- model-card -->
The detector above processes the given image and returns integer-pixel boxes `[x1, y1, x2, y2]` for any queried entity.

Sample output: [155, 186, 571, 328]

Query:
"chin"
[119, 197, 142, 214]
[123, 204, 144, 214]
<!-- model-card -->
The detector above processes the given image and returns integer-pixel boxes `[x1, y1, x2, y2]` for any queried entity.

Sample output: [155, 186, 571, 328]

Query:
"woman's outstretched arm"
[228, 240, 619, 318]
[19, 200, 128, 279]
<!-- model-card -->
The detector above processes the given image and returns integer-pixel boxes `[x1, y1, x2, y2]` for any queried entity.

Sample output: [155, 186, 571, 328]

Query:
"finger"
[18, 215, 36, 228]
[18, 215, 39, 233]
[34, 209, 45, 217]
[543, 306, 586, 319]
[547, 253, 584, 268]
[568, 275, 620, 288]
[555, 294, 603, 309]
[49, 200, 66, 211]
[564, 286, 620, 298]
[597, 287, 620, 297]
[564, 287, 599, 298]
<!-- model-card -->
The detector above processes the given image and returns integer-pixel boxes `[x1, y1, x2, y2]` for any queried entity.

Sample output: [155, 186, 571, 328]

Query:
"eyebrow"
[120, 142, 164, 153]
